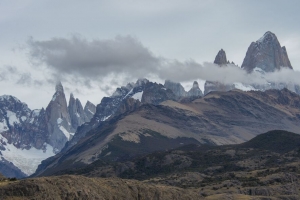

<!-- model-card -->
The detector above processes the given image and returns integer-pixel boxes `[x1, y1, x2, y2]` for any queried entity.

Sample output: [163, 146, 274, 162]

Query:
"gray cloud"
[27, 36, 300, 90]
[0, 65, 47, 87]
[28, 36, 160, 79]
[16, 72, 32, 85]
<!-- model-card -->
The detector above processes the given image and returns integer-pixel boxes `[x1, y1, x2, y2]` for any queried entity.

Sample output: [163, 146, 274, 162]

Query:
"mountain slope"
[240, 130, 300, 153]
[58, 130, 300, 179]
[33, 88, 300, 177]
[15, 130, 300, 200]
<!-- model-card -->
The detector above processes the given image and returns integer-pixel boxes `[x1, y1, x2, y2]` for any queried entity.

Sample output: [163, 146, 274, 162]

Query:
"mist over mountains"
[26, 32, 299, 89]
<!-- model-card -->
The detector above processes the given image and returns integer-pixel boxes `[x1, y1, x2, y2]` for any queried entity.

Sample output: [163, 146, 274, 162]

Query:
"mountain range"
[0, 83, 96, 177]
[0, 31, 299, 182]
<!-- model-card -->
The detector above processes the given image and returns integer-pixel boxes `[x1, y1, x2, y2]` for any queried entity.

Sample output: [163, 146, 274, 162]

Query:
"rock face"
[214, 49, 228, 66]
[187, 81, 203, 97]
[68, 94, 88, 131]
[0, 95, 36, 148]
[241, 31, 293, 72]
[164, 80, 187, 98]
[164, 80, 204, 98]
[61, 79, 178, 154]
[45, 82, 73, 152]
[83, 101, 96, 121]
[142, 82, 176, 105]
[61, 79, 150, 153]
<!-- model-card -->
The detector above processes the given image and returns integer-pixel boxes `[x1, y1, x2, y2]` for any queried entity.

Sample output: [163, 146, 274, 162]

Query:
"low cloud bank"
[26, 35, 300, 89]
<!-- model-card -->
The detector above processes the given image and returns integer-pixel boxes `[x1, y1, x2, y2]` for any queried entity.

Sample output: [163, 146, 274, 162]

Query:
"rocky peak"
[214, 49, 227, 66]
[68, 94, 88, 131]
[164, 80, 187, 98]
[84, 101, 96, 121]
[55, 81, 64, 93]
[192, 81, 199, 88]
[142, 82, 176, 105]
[135, 78, 149, 86]
[187, 81, 203, 97]
[46, 82, 72, 152]
[241, 31, 293, 73]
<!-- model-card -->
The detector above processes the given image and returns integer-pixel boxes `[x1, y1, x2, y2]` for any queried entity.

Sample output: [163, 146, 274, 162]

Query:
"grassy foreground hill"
[1, 130, 298, 199]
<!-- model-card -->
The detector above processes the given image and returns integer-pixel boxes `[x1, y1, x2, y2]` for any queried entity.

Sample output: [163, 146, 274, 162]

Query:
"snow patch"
[233, 83, 256, 91]
[0, 95, 20, 103]
[6, 111, 20, 125]
[29, 118, 35, 124]
[59, 126, 71, 140]
[51, 94, 57, 101]
[102, 115, 112, 121]
[0, 135, 55, 175]
[57, 118, 63, 125]
[131, 91, 143, 101]
[21, 116, 27, 121]
[32, 109, 41, 117]
[123, 88, 133, 99]
[88, 109, 95, 114]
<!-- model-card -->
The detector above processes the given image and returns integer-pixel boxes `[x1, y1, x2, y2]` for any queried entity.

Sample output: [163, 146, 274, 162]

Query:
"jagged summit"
[68, 94, 88, 131]
[192, 81, 199, 88]
[256, 31, 277, 43]
[187, 81, 203, 97]
[164, 80, 187, 98]
[136, 78, 149, 86]
[84, 101, 96, 121]
[214, 49, 227, 66]
[241, 31, 293, 73]
[55, 81, 64, 93]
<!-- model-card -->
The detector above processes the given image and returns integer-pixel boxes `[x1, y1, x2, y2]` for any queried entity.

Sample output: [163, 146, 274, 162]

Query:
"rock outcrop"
[45, 82, 73, 152]
[142, 82, 176, 105]
[241, 31, 293, 72]
[83, 101, 96, 121]
[164, 80, 187, 98]
[204, 49, 234, 95]
[68, 94, 88, 131]
[60, 79, 150, 153]
[214, 49, 228, 66]
[187, 81, 203, 97]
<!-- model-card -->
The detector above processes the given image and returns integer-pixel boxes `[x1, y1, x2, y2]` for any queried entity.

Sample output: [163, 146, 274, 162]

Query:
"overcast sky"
[0, 0, 300, 109]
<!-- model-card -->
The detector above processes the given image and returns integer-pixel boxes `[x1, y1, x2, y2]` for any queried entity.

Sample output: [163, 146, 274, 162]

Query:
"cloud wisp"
[27, 35, 300, 89]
